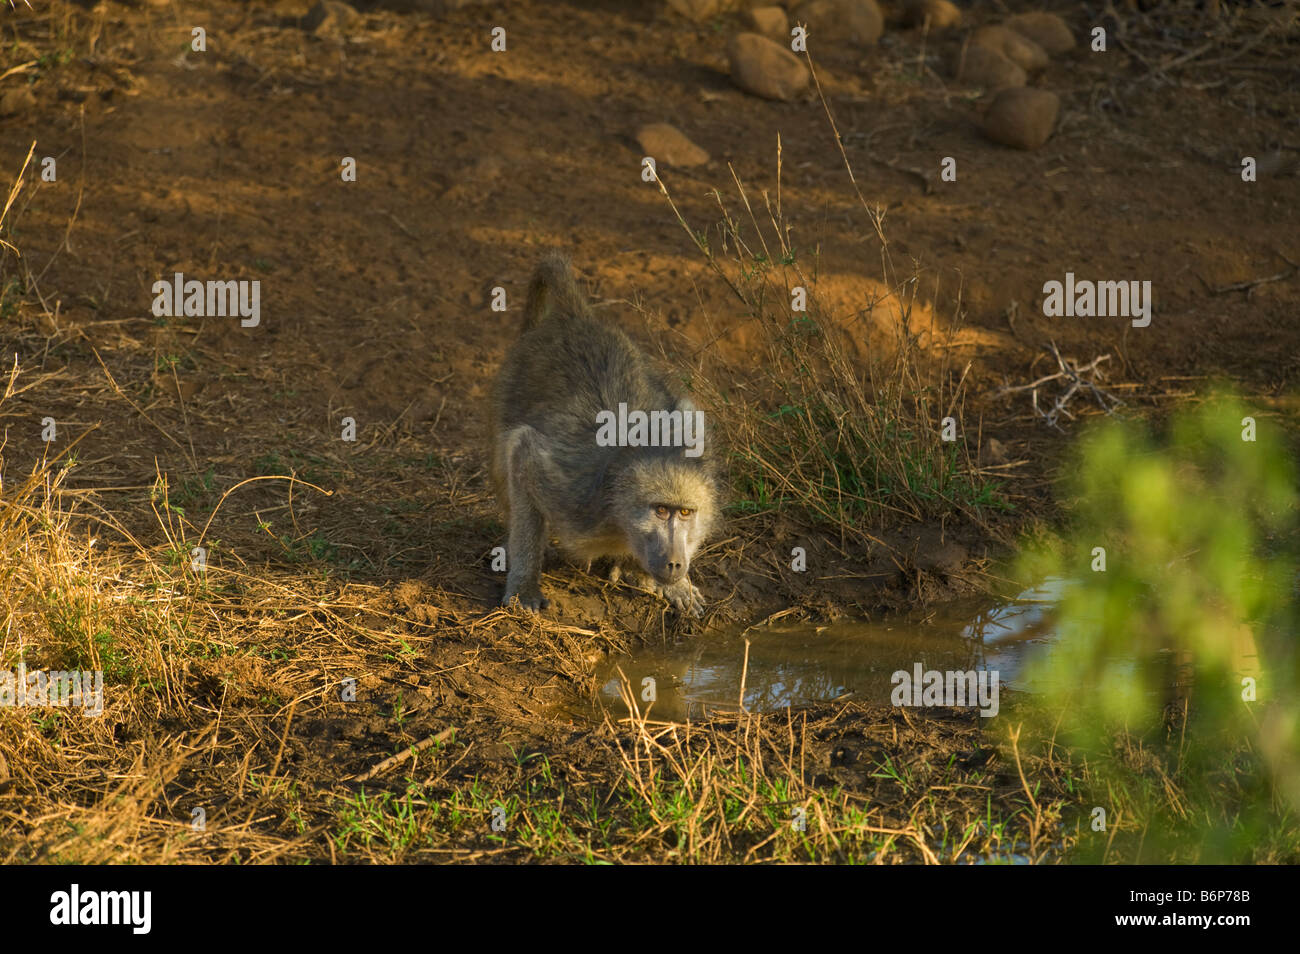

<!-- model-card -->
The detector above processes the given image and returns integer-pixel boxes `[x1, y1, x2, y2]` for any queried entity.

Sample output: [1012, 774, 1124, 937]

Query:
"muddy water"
[594, 579, 1071, 723]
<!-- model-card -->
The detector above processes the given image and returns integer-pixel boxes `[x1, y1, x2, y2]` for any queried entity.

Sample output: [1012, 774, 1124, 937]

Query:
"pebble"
[303, 0, 360, 36]
[636, 123, 711, 168]
[952, 43, 1026, 89]
[746, 5, 790, 41]
[0, 86, 36, 116]
[1005, 12, 1076, 56]
[971, 24, 1049, 72]
[903, 0, 962, 30]
[727, 32, 810, 101]
[795, 0, 885, 48]
[666, 0, 727, 22]
[983, 87, 1060, 150]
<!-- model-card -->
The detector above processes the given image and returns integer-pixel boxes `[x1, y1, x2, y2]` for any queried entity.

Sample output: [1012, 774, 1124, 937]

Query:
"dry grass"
[3, 2, 1291, 865]
[646, 58, 1005, 552]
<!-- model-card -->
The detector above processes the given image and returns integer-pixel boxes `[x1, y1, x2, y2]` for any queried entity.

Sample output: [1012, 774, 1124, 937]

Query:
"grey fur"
[489, 254, 719, 615]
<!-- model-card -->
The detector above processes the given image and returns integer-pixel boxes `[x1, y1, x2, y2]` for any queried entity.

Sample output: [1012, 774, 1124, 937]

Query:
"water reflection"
[595, 579, 1071, 722]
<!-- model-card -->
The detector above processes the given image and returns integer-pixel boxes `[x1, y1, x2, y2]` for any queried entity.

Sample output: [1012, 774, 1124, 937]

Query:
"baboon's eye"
[654, 505, 670, 519]
[678, 508, 694, 518]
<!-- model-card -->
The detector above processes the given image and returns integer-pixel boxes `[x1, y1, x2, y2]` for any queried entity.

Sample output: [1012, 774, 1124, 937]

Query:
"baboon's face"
[617, 463, 716, 583]
[627, 502, 707, 584]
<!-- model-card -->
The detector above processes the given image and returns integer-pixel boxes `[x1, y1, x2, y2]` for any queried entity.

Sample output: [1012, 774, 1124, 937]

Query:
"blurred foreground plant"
[1019, 394, 1299, 863]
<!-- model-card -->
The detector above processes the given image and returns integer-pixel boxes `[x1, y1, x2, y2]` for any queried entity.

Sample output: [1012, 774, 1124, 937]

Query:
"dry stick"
[727, 162, 775, 266]
[997, 345, 1122, 429]
[169, 362, 198, 466]
[1048, 341, 1124, 416]
[996, 354, 1112, 395]
[1211, 267, 1296, 296]
[650, 170, 748, 308]
[1007, 723, 1040, 816]
[775, 132, 782, 232]
[196, 474, 332, 548]
[0, 60, 37, 83]
[738, 637, 751, 713]
[1, 351, 18, 400]
[0, 142, 35, 252]
[61, 104, 88, 260]
[807, 48, 976, 512]
[1007, 723, 1046, 859]
[268, 700, 298, 779]
[806, 52, 885, 247]
[88, 344, 193, 461]
[423, 739, 474, 787]
[349, 726, 457, 783]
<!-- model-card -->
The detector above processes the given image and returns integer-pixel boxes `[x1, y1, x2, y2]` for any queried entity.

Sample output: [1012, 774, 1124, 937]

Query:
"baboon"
[489, 254, 719, 615]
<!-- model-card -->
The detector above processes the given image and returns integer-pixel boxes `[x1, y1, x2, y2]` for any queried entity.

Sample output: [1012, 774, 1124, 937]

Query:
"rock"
[666, 0, 728, 22]
[0, 86, 36, 116]
[984, 437, 1008, 463]
[910, 526, 969, 575]
[971, 24, 1048, 72]
[983, 87, 1060, 150]
[303, 0, 360, 37]
[1004, 12, 1075, 56]
[795, 0, 884, 48]
[442, 156, 504, 201]
[916, 540, 968, 574]
[636, 123, 711, 168]
[903, 0, 961, 30]
[359, 0, 490, 11]
[746, 5, 790, 41]
[952, 43, 1026, 89]
[726, 32, 810, 101]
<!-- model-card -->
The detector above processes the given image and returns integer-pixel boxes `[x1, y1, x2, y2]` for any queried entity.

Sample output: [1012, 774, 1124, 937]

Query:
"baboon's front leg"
[654, 576, 705, 617]
[503, 496, 548, 610]
[500, 426, 551, 611]
[614, 565, 705, 617]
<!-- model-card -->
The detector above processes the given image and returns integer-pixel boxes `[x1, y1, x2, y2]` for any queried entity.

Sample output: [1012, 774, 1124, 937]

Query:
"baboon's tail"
[521, 254, 591, 333]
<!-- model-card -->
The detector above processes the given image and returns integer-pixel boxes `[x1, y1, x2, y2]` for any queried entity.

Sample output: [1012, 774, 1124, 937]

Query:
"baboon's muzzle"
[654, 562, 687, 585]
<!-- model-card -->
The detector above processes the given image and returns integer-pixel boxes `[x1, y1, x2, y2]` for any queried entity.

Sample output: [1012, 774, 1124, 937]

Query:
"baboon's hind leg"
[499, 425, 552, 611]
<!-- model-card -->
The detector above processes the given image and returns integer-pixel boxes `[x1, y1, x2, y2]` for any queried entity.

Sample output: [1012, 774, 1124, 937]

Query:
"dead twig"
[1210, 267, 1297, 297]
[996, 343, 1125, 431]
[348, 727, 457, 783]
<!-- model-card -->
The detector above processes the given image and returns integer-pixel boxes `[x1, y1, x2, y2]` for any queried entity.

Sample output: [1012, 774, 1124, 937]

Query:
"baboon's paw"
[654, 578, 705, 617]
[502, 589, 550, 612]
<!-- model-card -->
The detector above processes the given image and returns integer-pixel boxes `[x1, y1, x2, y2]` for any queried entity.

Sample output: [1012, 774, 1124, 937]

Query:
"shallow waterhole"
[587, 578, 1072, 723]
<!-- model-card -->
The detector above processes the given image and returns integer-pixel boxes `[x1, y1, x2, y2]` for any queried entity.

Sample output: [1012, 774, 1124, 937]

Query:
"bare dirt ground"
[0, 0, 1297, 862]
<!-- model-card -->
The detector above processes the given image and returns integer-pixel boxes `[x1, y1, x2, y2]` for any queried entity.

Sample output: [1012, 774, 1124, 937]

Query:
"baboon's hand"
[654, 577, 705, 617]
[502, 587, 550, 612]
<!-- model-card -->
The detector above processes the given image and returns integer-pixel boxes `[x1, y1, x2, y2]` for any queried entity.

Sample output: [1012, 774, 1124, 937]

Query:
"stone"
[359, 0, 491, 11]
[983, 87, 1060, 150]
[971, 24, 1049, 72]
[984, 437, 1008, 463]
[666, 0, 728, 22]
[795, 0, 885, 48]
[916, 539, 968, 574]
[303, 0, 360, 37]
[952, 43, 1026, 89]
[903, 0, 961, 30]
[727, 32, 810, 101]
[0, 86, 36, 116]
[746, 5, 790, 41]
[636, 123, 711, 168]
[1005, 12, 1075, 56]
